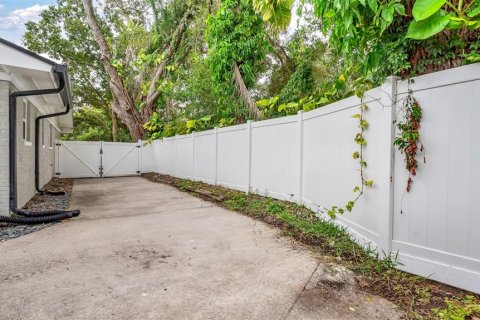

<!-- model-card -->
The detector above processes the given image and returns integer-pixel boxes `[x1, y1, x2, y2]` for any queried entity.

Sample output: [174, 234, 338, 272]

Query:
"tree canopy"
[22, 0, 480, 141]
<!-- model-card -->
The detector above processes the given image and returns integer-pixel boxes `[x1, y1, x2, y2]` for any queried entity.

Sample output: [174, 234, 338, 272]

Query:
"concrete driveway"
[0, 177, 403, 320]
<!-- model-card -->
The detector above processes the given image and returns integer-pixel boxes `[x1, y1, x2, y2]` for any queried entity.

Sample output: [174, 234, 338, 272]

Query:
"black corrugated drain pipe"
[3, 65, 80, 224]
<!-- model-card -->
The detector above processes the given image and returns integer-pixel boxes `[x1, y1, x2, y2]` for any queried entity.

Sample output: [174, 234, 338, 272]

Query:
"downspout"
[1, 65, 80, 224]
[35, 110, 71, 195]
[35, 65, 74, 195]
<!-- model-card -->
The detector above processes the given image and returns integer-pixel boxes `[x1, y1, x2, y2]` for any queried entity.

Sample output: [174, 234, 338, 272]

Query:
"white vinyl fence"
[57, 63, 480, 294]
[55, 140, 154, 178]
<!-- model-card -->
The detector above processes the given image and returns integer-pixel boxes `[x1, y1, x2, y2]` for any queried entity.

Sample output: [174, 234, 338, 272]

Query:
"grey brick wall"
[0, 81, 60, 216]
[0, 81, 9, 216]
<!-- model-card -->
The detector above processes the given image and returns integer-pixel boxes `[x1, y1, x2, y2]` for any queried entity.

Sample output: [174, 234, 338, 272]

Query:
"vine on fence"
[394, 90, 425, 193]
[324, 99, 374, 219]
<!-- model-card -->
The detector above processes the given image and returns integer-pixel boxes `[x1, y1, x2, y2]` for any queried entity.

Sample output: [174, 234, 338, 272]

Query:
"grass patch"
[142, 172, 480, 320]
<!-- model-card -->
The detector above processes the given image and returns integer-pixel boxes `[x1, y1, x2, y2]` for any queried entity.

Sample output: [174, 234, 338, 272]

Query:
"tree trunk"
[232, 62, 262, 120]
[266, 33, 291, 65]
[110, 94, 143, 141]
[144, 6, 195, 116]
[82, 0, 145, 140]
[111, 103, 118, 142]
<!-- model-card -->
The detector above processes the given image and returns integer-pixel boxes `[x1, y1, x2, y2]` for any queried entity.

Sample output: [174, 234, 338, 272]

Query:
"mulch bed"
[0, 178, 74, 242]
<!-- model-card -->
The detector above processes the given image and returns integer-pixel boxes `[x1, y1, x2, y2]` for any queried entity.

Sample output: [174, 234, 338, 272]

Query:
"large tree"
[81, 0, 198, 140]
[23, 0, 122, 140]
[206, 0, 271, 120]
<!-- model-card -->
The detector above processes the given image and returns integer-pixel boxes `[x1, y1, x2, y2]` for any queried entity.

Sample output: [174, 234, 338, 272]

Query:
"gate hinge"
[100, 148, 103, 154]
[136, 145, 141, 148]
[136, 170, 141, 174]
[55, 142, 61, 146]
[55, 172, 61, 176]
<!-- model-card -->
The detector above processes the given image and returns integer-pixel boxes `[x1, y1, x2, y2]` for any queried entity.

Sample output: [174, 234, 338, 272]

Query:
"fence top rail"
[303, 87, 382, 121]
[218, 123, 248, 134]
[195, 129, 216, 137]
[60, 140, 101, 145]
[396, 63, 480, 95]
[176, 134, 194, 141]
[102, 141, 138, 146]
[251, 114, 297, 129]
[162, 136, 176, 142]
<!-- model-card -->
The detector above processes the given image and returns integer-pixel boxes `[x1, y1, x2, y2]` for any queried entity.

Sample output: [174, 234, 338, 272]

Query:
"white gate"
[55, 140, 146, 178]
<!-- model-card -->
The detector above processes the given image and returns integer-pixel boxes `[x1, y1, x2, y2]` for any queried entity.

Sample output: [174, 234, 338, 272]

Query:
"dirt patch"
[142, 172, 480, 320]
[0, 178, 74, 242]
[120, 246, 171, 270]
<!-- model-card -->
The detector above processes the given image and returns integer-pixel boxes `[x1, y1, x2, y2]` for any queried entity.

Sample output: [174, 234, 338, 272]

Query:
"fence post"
[174, 134, 178, 177]
[192, 132, 196, 181]
[159, 138, 164, 174]
[297, 110, 304, 203]
[377, 76, 399, 257]
[137, 139, 142, 175]
[214, 127, 218, 186]
[247, 120, 253, 193]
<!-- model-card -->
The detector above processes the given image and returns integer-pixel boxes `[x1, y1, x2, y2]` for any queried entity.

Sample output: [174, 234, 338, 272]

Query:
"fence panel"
[194, 130, 217, 184]
[250, 116, 298, 201]
[301, 89, 388, 247]
[174, 135, 193, 179]
[160, 137, 176, 175]
[216, 124, 249, 191]
[140, 143, 155, 173]
[56, 141, 101, 178]
[102, 142, 139, 177]
[392, 66, 480, 293]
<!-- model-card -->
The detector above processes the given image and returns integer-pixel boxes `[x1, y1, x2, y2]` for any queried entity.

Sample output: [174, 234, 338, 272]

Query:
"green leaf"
[412, 0, 446, 21]
[325, 9, 335, 18]
[446, 18, 464, 29]
[406, 11, 450, 39]
[367, 0, 378, 12]
[467, 6, 480, 18]
[353, 151, 360, 159]
[186, 120, 196, 129]
[257, 98, 272, 107]
[360, 119, 369, 129]
[393, 3, 406, 15]
[352, 113, 361, 118]
[381, 5, 395, 24]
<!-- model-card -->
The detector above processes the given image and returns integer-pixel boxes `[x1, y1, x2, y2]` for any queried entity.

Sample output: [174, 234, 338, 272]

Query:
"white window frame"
[22, 99, 32, 146]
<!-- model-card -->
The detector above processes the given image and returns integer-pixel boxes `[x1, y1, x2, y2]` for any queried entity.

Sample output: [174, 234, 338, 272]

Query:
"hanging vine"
[394, 88, 425, 193]
[324, 98, 374, 219]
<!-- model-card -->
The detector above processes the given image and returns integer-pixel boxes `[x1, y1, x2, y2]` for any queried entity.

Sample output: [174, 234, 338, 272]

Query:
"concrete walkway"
[0, 177, 403, 320]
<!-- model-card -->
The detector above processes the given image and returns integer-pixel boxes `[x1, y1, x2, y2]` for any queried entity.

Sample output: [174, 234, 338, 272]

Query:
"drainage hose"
[40, 190, 66, 196]
[15, 209, 80, 218]
[0, 210, 80, 225]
